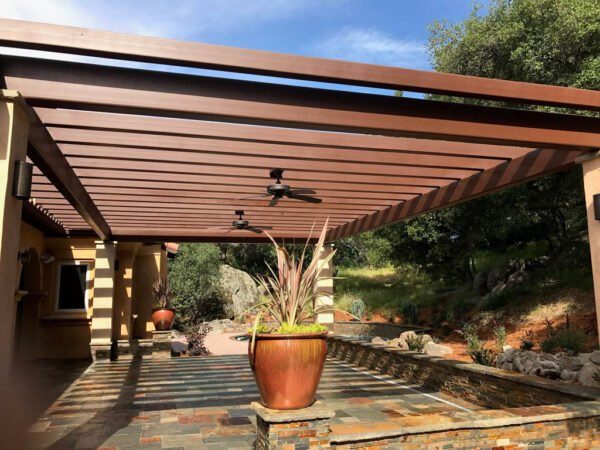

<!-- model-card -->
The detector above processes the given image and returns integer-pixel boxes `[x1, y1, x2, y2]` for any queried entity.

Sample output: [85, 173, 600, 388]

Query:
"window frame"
[54, 261, 91, 313]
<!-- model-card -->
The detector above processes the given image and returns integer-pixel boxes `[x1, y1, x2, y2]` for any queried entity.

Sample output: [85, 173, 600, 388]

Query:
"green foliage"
[349, 298, 366, 320]
[520, 330, 536, 351]
[406, 334, 427, 353]
[186, 323, 211, 356]
[168, 243, 224, 329]
[541, 323, 586, 355]
[461, 323, 496, 366]
[493, 324, 507, 353]
[400, 302, 419, 325]
[334, 232, 391, 269]
[251, 323, 328, 335]
[219, 243, 277, 276]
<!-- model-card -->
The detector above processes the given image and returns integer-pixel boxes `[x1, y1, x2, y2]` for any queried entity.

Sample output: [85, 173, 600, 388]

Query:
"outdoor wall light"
[17, 249, 31, 265]
[594, 194, 600, 220]
[12, 160, 33, 200]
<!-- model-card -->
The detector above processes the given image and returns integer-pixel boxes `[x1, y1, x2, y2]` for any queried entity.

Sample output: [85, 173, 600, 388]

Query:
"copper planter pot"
[151, 307, 175, 330]
[249, 332, 327, 410]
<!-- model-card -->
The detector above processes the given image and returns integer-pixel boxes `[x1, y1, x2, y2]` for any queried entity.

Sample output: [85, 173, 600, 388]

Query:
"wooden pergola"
[1, 18, 599, 246]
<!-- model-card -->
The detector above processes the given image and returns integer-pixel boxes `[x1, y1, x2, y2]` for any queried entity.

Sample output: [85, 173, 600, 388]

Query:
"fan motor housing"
[233, 219, 249, 228]
[267, 183, 290, 196]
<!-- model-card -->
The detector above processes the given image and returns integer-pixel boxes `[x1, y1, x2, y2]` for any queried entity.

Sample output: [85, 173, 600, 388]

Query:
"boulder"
[424, 341, 453, 357]
[219, 265, 260, 319]
[371, 337, 387, 345]
[487, 267, 509, 291]
[171, 330, 189, 354]
[505, 270, 531, 290]
[473, 271, 489, 295]
[388, 338, 408, 350]
[561, 356, 584, 371]
[578, 363, 600, 388]
[560, 369, 579, 382]
[399, 331, 417, 342]
[590, 350, 600, 365]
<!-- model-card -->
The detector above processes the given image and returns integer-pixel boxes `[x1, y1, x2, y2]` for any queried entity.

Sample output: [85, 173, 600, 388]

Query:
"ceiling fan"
[208, 210, 273, 234]
[240, 169, 322, 207]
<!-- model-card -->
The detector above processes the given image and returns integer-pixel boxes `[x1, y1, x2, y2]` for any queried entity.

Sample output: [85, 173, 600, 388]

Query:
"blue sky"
[1, 0, 489, 95]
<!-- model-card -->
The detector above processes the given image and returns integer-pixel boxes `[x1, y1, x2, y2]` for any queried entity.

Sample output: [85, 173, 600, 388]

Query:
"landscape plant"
[250, 219, 334, 339]
[461, 323, 495, 366]
[405, 334, 427, 353]
[349, 298, 366, 321]
[520, 330, 536, 351]
[152, 278, 172, 309]
[493, 323, 507, 353]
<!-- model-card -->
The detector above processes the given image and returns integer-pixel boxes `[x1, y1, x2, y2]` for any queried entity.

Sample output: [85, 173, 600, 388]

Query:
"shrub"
[493, 324, 507, 353]
[400, 302, 419, 325]
[169, 243, 225, 329]
[186, 323, 211, 356]
[461, 323, 495, 366]
[520, 330, 535, 351]
[349, 298, 366, 320]
[541, 328, 586, 355]
[406, 334, 426, 353]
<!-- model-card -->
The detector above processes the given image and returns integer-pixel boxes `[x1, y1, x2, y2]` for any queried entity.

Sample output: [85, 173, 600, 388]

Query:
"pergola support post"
[315, 243, 335, 325]
[0, 91, 31, 383]
[581, 154, 600, 346]
[90, 240, 116, 361]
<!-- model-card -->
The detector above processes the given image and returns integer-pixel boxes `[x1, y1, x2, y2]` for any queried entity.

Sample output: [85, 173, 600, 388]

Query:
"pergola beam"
[3, 56, 600, 149]
[327, 148, 586, 241]
[26, 121, 111, 239]
[1, 18, 598, 110]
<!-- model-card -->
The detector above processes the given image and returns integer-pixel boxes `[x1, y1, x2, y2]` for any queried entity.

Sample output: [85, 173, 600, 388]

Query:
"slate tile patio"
[22, 355, 481, 449]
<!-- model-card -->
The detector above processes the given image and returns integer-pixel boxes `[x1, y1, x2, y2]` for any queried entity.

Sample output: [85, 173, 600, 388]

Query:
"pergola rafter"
[0, 19, 597, 243]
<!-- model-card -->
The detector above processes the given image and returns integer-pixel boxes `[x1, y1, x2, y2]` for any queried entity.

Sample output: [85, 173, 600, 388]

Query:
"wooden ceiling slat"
[37, 108, 534, 160]
[60, 145, 478, 179]
[329, 148, 585, 240]
[49, 128, 506, 171]
[2, 19, 598, 110]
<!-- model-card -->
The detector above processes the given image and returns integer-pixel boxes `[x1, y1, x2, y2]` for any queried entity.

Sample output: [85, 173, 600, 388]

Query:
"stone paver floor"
[23, 355, 480, 449]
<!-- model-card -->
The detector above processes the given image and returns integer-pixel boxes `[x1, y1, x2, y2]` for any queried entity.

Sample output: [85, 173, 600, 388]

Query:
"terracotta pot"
[151, 307, 175, 330]
[249, 332, 327, 410]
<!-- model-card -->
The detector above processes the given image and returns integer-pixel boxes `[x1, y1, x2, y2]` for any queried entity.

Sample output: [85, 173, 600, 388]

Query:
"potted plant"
[249, 219, 335, 410]
[151, 278, 176, 330]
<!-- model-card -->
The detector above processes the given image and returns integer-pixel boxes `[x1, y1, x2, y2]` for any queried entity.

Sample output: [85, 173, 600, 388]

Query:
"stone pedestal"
[152, 330, 172, 359]
[252, 401, 334, 449]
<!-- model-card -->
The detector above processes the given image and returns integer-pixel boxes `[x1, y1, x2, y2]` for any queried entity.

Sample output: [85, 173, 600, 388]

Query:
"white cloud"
[314, 28, 428, 69]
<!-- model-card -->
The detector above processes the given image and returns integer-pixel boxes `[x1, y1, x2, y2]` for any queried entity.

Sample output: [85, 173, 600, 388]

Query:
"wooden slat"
[328, 149, 585, 240]
[2, 19, 598, 110]
[3, 56, 599, 149]
[36, 108, 533, 160]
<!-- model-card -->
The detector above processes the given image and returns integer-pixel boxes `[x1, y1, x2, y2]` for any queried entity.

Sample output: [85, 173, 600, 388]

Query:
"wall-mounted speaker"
[594, 194, 600, 220]
[12, 160, 33, 200]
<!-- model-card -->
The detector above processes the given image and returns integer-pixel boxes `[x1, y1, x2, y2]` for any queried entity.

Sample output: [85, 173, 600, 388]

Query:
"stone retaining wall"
[331, 322, 428, 340]
[328, 336, 600, 409]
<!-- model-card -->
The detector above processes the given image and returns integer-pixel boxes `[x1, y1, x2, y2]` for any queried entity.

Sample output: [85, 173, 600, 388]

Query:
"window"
[56, 262, 90, 311]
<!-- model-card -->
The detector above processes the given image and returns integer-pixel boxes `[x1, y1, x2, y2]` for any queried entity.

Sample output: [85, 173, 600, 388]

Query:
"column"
[0, 91, 31, 383]
[114, 243, 140, 340]
[582, 156, 600, 345]
[315, 243, 335, 324]
[90, 240, 116, 360]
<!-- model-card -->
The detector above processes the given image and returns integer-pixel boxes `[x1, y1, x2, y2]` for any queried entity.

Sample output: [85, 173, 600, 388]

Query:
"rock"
[540, 360, 559, 371]
[171, 330, 188, 354]
[487, 267, 509, 291]
[203, 318, 246, 334]
[473, 271, 489, 295]
[421, 334, 433, 345]
[399, 331, 417, 342]
[505, 270, 531, 290]
[561, 356, 584, 371]
[389, 338, 408, 350]
[424, 341, 453, 357]
[502, 344, 513, 352]
[560, 369, 579, 382]
[371, 337, 387, 345]
[590, 350, 600, 365]
[219, 265, 260, 319]
[539, 368, 561, 379]
[578, 363, 600, 388]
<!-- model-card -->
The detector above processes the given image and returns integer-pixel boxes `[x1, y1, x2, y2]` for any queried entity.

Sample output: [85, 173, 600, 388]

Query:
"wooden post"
[582, 154, 600, 346]
[0, 91, 31, 383]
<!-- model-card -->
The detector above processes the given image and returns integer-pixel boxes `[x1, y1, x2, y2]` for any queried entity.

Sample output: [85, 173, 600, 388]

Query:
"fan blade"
[237, 193, 271, 200]
[268, 196, 280, 207]
[256, 225, 273, 230]
[288, 194, 322, 204]
[205, 226, 234, 230]
[289, 189, 316, 195]
[246, 227, 264, 234]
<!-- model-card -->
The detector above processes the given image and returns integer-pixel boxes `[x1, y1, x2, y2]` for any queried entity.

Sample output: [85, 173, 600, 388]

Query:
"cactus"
[349, 298, 366, 320]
